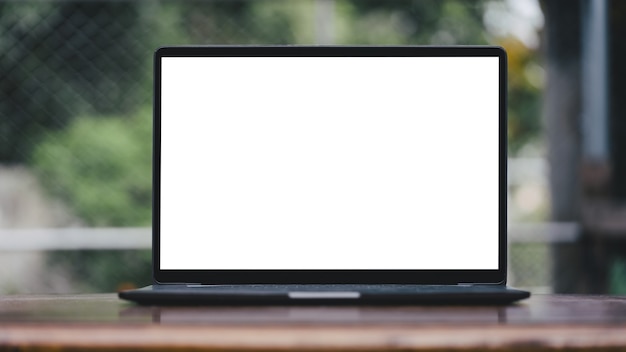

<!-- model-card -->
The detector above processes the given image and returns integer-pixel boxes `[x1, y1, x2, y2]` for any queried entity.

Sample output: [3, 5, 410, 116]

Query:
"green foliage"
[31, 110, 152, 227]
[509, 243, 551, 288]
[610, 258, 626, 295]
[49, 250, 152, 293]
[338, 0, 488, 45]
[248, 1, 316, 43]
[500, 37, 544, 155]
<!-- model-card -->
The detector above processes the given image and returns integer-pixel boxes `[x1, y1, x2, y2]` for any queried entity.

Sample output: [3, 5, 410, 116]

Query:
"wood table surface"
[0, 294, 625, 351]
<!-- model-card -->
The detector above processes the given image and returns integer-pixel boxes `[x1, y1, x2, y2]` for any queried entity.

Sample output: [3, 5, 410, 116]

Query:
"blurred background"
[0, 0, 623, 294]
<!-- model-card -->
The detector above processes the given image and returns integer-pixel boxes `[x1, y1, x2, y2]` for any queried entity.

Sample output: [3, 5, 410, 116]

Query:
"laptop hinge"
[457, 283, 474, 287]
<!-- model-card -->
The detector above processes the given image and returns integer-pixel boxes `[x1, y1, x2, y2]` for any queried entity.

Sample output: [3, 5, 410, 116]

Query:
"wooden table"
[0, 294, 625, 351]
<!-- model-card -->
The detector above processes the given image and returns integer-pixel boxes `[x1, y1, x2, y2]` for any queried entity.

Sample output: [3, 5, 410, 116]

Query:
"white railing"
[0, 227, 150, 251]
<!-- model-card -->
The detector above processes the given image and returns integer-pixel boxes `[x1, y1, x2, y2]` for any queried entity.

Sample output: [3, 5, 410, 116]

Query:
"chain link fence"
[0, 0, 549, 293]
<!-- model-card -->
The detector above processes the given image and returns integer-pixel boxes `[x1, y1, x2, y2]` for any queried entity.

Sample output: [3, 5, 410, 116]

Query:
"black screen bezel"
[153, 46, 508, 285]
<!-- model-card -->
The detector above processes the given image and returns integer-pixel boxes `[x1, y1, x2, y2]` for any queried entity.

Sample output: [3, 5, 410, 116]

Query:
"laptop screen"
[157, 47, 502, 275]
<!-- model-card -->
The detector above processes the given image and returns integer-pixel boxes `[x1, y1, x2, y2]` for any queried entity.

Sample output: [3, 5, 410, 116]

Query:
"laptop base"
[119, 284, 530, 306]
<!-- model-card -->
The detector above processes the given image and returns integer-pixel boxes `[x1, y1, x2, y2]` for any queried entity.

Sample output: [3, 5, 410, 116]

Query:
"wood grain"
[0, 294, 625, 351]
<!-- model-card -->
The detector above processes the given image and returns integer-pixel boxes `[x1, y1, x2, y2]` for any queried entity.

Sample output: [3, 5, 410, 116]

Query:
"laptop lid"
[153, 46, 507, 285]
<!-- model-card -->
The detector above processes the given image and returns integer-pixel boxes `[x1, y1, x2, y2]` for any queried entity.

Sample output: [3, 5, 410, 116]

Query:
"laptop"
[119, 46, 530, 305]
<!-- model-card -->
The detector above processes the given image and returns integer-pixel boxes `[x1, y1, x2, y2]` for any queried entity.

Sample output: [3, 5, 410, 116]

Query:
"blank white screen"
[160, 56, 499, 270]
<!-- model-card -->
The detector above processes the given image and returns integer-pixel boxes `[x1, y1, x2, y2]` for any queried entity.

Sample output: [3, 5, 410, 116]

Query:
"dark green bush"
[32, 109, 152, 227]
